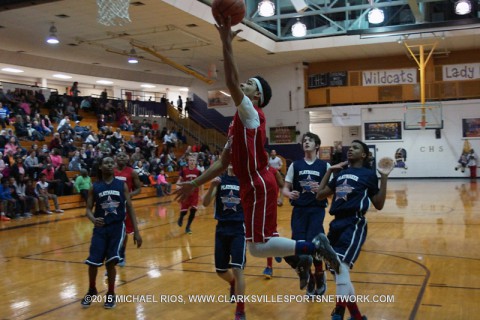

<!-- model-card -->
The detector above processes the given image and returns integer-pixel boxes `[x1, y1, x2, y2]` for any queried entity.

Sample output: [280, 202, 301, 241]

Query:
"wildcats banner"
[362, 69, 417, 86]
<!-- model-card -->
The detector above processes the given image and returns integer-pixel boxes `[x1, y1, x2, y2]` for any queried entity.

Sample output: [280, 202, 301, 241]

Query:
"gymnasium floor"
[0, 179, 479, 320]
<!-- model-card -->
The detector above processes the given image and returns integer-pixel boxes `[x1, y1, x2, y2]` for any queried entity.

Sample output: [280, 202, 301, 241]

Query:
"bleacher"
[5, 105, 193, 211]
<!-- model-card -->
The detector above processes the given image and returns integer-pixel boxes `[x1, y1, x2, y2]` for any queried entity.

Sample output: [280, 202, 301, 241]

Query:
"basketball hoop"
[97, 0, 131, 26]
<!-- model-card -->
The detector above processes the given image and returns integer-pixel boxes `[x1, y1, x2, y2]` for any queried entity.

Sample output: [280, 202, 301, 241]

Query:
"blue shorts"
[327, 213, 367, 267]
[215, 221, 246, 271]
[85, 222, 126, 266]
[291, 206, 326, 242]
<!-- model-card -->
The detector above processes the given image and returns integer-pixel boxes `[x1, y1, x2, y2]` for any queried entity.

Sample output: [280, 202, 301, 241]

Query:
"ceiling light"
[46, 23, 59, 44]
[96, 80, 113, 85]
[1, 67, 24, 73]
[291, 19, 307, 37]
[455, 0, 472, 15]
[179, 88, 189, 92]
[141, 84, 156, 88]
[258, 0, 275, 17]
[52, 74, 72, 79]
[368, 8, 385, 24]
[128, 47, 139, 64]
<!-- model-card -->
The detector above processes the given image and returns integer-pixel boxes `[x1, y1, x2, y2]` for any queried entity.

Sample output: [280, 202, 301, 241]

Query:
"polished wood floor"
[1, 179, 479, 320]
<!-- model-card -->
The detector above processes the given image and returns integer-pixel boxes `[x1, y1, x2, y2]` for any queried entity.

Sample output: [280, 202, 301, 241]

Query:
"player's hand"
[288, 190, 300, 200]
[174, 182, 196, 202]
[215, 16, 242, 42]
[377, 157, 394, 177]
[93, 217, 104, 227]
[211, 177, 221, 187]
[134, 232, 142, 248]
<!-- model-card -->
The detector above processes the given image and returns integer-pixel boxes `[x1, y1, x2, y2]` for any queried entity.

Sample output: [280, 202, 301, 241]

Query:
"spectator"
[177, 95, 183, 115]
[156, 169, 171, 196]
[54, 164, 73, 196]
[0, 104, 10, 129]
[13, 174, 38, 216]
[24, 150, 42, 180]
[8, 176, 32, 218]
[41, 163, 59, 193]
[49, 148, 63, 169]
[35, 173, 63, 214]
[0, 178, 17, 219]
[74, 169, 92, 201]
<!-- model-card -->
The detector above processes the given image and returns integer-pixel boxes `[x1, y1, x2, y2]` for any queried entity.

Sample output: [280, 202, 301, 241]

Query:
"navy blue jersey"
[328, 167, 379, 217]
[93, 178, 126, 225]
[291, 159, 329, 208]
[214, 174, 244, 222]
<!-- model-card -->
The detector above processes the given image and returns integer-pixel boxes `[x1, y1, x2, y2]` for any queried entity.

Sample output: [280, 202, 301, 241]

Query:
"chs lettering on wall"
[419, 146, 444, 152]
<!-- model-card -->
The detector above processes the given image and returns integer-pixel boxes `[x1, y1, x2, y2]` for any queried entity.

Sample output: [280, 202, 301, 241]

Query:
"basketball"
[211, 0, 246, 26]
[377, 157, 395, 172]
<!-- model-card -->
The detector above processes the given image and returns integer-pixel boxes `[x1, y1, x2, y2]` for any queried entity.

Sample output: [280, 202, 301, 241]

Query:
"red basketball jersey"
[227, 106, 279, 242]
[228, 107, 268, 181]
[115, 166, 135, 234]
[114, 166, 134, 191]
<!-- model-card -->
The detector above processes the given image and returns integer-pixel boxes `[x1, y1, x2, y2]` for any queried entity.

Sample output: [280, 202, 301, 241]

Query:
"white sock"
[247, 237, 296, 257]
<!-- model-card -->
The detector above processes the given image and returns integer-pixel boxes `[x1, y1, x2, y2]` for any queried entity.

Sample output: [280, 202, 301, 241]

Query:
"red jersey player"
[114, 152, 142, 266]
[176, 155, 201, 234]
[175, 16, 340, 292]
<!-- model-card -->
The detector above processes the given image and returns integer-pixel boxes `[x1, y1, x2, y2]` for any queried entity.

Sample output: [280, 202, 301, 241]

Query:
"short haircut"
[253, 76, 272, 108]
[302, 132, 321, 150]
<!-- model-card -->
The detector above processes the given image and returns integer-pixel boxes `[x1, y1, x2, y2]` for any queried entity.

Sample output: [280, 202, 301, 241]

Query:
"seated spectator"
[85, 132, 99, 146]
[80, 97, 91, 110]
[4, 149, 16, 168]
[54, 164, 73, 196]
[0, 104, 10, 129]
[13, 115, 29, 139]
[119, 115, 133, 131]
[49, 133, 63, 151]
[74, 169, 92, 201]
[8, 176, 32, 218]
[97, 114, 107, 131]
[41, 115, 54, 135]
[9, 155, 27, 181]
[62, 139, 77, 158]
[69, 151, 85, 172]
[0, 152, 6, 176]
[41, 163, 59, 193]
[134, 160, 150, 186]
[4, 137, 19, 156]
[65, 101, 81, 121]
[74, 122, 91, 140]
[24, 150, 43, 180]
[0, 178, 17, 219]
[156, 169, 172, 197]
[131, 147, 145, 165]
[35, 173, 63, 214]
[49, 148, 63, 169]
[24, 178, 41, 214]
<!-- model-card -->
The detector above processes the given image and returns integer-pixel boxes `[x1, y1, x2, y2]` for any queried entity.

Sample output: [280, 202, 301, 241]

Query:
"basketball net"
[97, 0, 131, 26]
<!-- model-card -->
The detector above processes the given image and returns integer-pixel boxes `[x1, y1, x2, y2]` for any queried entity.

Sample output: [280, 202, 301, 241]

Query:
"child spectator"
[35, 173, 64, 214]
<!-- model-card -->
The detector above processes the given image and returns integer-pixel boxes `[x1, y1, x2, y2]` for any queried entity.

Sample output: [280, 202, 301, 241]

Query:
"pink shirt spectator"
[157, 174, 168, 184]
[50, 154, 63, 169]
[20, 102, 31, 115]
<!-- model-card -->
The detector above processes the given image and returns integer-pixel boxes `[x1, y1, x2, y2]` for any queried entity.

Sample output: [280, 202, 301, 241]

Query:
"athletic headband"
[250, 77, 264, 106]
